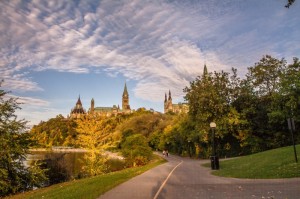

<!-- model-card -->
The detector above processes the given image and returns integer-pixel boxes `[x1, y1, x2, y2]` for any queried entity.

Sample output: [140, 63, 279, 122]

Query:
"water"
[26, 150, 126, 186]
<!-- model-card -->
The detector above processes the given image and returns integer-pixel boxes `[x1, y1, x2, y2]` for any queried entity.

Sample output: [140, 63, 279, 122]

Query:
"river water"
[26, 150, 126, 186]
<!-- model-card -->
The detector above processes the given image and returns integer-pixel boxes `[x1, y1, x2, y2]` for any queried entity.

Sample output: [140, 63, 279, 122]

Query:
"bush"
[121, 134, 153, 167]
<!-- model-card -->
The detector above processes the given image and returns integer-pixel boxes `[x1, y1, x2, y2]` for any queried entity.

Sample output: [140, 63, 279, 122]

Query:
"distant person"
[166, 150, 169, 157]
[163, 150, 166, 156]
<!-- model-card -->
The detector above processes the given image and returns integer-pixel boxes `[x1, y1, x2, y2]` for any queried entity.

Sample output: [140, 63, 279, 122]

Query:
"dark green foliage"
[118, 112, 168, 137]
[181, 55, 300, 157]
[121, 134, 153, 167]
[285, 0, 296, 8]
[0, 84, 47, 197]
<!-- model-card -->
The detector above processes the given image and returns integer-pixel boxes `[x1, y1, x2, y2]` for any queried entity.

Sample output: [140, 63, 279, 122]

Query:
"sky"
[1, 0, 300, 126]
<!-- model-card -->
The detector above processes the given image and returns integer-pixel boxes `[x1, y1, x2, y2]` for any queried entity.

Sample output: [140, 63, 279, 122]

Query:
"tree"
[285, 0, 296, 8]
[0, 83, 46, 196]
[279, 57, 300, 142]
[184, 69, 232, 135]
[280, 57, 300, 116]
[247, 55, 286, 97]
[75, 115, 115, 176]
[30, 115, 77, 148]
[121, 134, 153, 167]
[183, 68, 249, 157]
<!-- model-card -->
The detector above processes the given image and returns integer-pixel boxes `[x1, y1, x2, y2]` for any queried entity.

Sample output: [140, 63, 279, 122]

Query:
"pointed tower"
[164, 90, 173, 113]
[168, 90, 173, 111]
[164, 93, 167, 113]
[168, 90, 172, 101]
[76, 95, 82, 108]
[203, 63, 208, 77]
[90, 98, 95, 114]
[122, 82, 130, 112]
[70, 95, 86, 119]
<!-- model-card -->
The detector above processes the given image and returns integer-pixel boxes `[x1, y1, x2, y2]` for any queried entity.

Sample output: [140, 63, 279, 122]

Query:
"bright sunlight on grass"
[6, 155, 166, 199]
[209, 145, 300, 179]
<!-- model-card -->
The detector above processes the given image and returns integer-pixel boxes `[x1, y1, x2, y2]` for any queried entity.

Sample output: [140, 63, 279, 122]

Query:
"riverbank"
[6, 155, 166, 199]
[29, 147, 87, 152]
[29, 148, 124, 160]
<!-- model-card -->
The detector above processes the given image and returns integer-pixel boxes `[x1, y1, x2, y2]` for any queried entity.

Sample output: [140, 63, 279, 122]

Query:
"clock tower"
[122, 82, 131, 112]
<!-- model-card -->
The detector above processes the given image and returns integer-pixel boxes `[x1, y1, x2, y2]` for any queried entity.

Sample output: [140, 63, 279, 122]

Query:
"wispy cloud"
[7, 94, 49, 106]
[1, 0, 299, 102]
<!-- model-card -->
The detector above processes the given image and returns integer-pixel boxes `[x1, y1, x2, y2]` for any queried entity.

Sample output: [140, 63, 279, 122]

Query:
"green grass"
[208, 145, 300, 179]
[7, 155, 166, 199]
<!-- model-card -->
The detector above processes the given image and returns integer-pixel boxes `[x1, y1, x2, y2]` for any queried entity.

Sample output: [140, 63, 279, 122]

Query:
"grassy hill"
[6, 155, 165, 199]
[211, 145, 300, 179]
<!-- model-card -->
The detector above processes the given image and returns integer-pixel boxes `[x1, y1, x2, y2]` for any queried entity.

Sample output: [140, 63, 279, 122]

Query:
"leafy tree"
[76, 115, 115, 150]
[183, 68, 247, 156]
[75, 115, 116, 176]
[0, 84, 47, 196]
[121, 134, 153, 167]
[117, 112, 164, 137]
[246, 55, 286, 97]
[279, 57, 300, 142]
[243, 55, 292, 150]
[30, 115, 77, 148]
[280, 57, 300, 117]
[285, 0, 296, 8]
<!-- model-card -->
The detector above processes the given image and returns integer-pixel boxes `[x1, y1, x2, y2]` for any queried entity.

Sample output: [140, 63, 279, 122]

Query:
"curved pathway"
[98, 154, 300, 199]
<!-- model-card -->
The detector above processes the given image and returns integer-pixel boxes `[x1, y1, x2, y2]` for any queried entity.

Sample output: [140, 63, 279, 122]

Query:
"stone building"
[164, 90, 189, 114]
[90, 82, 131, 116]
[69, 83, 131, 118]
[70, 96, 86, 119]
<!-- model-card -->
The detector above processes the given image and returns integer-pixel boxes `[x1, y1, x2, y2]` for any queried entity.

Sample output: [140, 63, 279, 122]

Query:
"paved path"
[98, 154, 300, 199]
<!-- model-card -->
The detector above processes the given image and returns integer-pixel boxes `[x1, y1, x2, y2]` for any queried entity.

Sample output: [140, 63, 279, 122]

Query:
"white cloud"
[1, 0, 299, 102]
[6, 94, 49, 106]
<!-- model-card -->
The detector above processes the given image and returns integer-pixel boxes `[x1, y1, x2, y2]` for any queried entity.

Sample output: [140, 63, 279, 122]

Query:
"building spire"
[123, 82, 128, 97]
[76, 95, 82, 106]
[203, 63, 208, 77]
[122, 82, 130, 112]
[164, 92, 167, 102]
[168, 90, 172, 100]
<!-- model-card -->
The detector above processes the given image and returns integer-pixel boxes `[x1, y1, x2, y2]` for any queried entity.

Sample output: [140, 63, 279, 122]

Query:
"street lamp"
[210, 122, 219, 170]
[287, 118, 298, 163]
[188, 140, 191, 157]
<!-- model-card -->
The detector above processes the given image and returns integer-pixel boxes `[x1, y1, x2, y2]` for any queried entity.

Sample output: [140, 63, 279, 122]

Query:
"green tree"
[247, 55, 286, 97]
[121, 134, 153, 167]
[279, 57, 300, 142]
[184, 68, 245, 156]
[285, 0, 296, 8]
[243, 55, 290, 150]
[0, 84, 46, 196]
[280, 57, 300, 117]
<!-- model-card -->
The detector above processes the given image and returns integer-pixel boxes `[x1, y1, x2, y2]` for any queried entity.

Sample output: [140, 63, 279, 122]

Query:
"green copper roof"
[94, 107, 113, 111]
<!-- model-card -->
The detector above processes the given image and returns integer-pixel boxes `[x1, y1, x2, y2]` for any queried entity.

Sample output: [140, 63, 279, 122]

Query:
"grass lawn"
[207, 145, 300, 179]
[6, 155, 166, 199]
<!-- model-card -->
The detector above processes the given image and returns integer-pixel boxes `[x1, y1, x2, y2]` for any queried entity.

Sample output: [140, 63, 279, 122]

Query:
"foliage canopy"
[0, 83, 46, 197]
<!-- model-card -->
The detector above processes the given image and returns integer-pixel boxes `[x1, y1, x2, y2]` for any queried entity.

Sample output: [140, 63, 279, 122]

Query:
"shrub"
[121, 134, 153, 167]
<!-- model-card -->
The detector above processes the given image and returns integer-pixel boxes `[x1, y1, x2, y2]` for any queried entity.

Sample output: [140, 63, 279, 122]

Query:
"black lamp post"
[188, 140, 191, 157]
[287, 118, 298, 163]
[210, 122, 219, 170]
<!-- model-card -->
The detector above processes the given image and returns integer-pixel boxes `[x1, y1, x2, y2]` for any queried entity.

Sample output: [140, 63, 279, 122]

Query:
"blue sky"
[1, 0, 299, 125]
